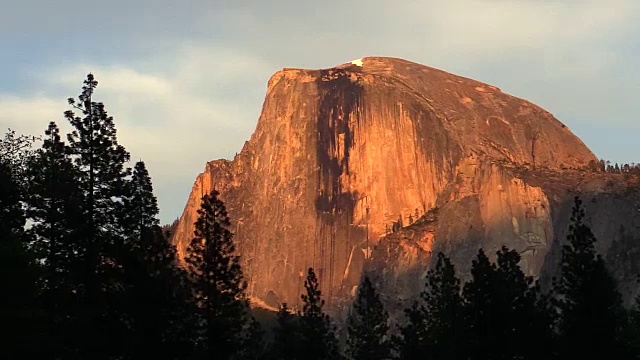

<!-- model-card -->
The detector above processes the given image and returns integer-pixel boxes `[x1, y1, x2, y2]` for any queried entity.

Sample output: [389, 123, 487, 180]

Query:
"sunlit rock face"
[172, 57, 640, 309]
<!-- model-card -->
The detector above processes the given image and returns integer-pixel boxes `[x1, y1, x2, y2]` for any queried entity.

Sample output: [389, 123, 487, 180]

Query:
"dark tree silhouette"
[298, 268, 342, 360]
[623, 295, 640, 359]
[62, 73, 134, 357]
[270, 303, 303, 360]
[238, 316, 267, 360]
[492, 247, 551, 360]
[462, 249, 497, 360]
[122, 161, 160, 244]
[397, 301, 429, 360]
[0, 147, 43, 358]
[120, 160, 196, 359]
[24, 122, 83, 356]
[346, 276, 391, 360]
[554, 196, 626, 359]
[398, 252, 464, 360]
[462, 247, 552, 360]
[186, 189, 249, 359]
[0, 128, 39, 188]
[422, 253, 465, 360]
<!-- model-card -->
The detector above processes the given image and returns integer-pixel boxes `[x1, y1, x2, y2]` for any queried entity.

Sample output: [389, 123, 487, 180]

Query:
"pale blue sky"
[1, 0, 638, 224]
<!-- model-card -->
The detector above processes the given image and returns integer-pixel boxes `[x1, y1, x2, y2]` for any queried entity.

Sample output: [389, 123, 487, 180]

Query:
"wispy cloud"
[0, 44, 274, 222]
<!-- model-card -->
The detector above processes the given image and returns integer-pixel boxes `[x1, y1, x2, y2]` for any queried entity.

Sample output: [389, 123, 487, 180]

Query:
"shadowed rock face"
[172, 57, 639, 310]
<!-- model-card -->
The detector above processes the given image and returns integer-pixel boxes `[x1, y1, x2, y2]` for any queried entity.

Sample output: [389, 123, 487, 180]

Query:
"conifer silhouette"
[299, 268, 342, 360]
[270, 302, 303, 360]
[120, 160, 196, 359]
[0, 141, 42, 358]
[346, 276, 391, 360]
[186, 189, 249, 359]
[63, 74, 133, 356]
[398, 252, 464, 360]
[554, 196, 626, 359]
[24, 122, 83, 356]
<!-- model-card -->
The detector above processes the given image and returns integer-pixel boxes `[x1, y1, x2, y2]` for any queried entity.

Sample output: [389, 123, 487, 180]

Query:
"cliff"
[171, 57, 640, 310]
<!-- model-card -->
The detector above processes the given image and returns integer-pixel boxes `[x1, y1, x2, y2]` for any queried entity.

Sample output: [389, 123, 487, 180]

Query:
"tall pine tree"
[26, 122, 82, 286]
[493, 247, 551, 360]
[346, 276, 391, 360]
[120, 160, 196, 359]
[554, 196, 626, 359]
[462, 249, 498, 360]
[298, 267, 342, 360]
[423, 253, 465, 360]
[398, 252, 464, 360]
[25, 122, 83, 357]
[186, 189, 249, 359]
[63, 73, 133, 357]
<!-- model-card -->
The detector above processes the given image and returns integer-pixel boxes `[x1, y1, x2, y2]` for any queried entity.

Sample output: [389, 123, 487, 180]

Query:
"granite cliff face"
[171, 57, 640, 310]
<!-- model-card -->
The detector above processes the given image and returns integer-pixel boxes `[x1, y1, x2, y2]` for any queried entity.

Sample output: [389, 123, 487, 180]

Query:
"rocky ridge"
[171, 57, 640, 310]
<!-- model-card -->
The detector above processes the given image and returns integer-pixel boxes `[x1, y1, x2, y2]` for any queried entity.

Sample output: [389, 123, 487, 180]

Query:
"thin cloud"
[0, 46, 273, 223]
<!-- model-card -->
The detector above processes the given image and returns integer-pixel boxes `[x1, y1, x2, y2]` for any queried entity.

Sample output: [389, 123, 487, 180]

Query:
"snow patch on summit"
[350, 58, 363, 67]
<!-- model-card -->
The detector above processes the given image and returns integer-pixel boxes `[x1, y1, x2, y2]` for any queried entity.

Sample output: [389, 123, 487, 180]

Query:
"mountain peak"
[173, 56, 602, 309]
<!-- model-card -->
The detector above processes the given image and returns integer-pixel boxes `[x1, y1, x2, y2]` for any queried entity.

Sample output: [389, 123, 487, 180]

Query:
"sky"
[1, 0, 639, 224]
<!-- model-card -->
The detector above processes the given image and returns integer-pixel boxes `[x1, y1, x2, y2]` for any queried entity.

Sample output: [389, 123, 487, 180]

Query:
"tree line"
[588, 159, 640, 174]
[3, 74, 640, 359]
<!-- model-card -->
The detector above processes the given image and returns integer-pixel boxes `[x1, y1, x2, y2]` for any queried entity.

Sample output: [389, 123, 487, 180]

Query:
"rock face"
[171, 57, 640, 310]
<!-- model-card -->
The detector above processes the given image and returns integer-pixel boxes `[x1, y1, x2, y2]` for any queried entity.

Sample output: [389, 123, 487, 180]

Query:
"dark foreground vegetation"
[2, 75, 640, 359]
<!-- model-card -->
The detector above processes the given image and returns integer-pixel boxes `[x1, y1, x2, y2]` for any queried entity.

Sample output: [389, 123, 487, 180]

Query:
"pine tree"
[397, 301, 429, 360]
[493, 247, 551, 360]
[346, 276, 391, 360]
[554, 196, 626, 359]
[0, 133, 43, 358]
[422, 253, 465, 360]
[120, 160, 196, 359]
[270, 303, 303, 360]
[186, 189, 249, 359]
[398, 252, 464, 360]
[26, 122, 82, 280]
[24, 122, 84, 357]
[63, 73, 133, 357]
[462, 249, 497, 360]
[0, 128, 39, 188]
[298, 267, 342, 360]
[122, 161, 159, 245]
[461, 247, 552, 360]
